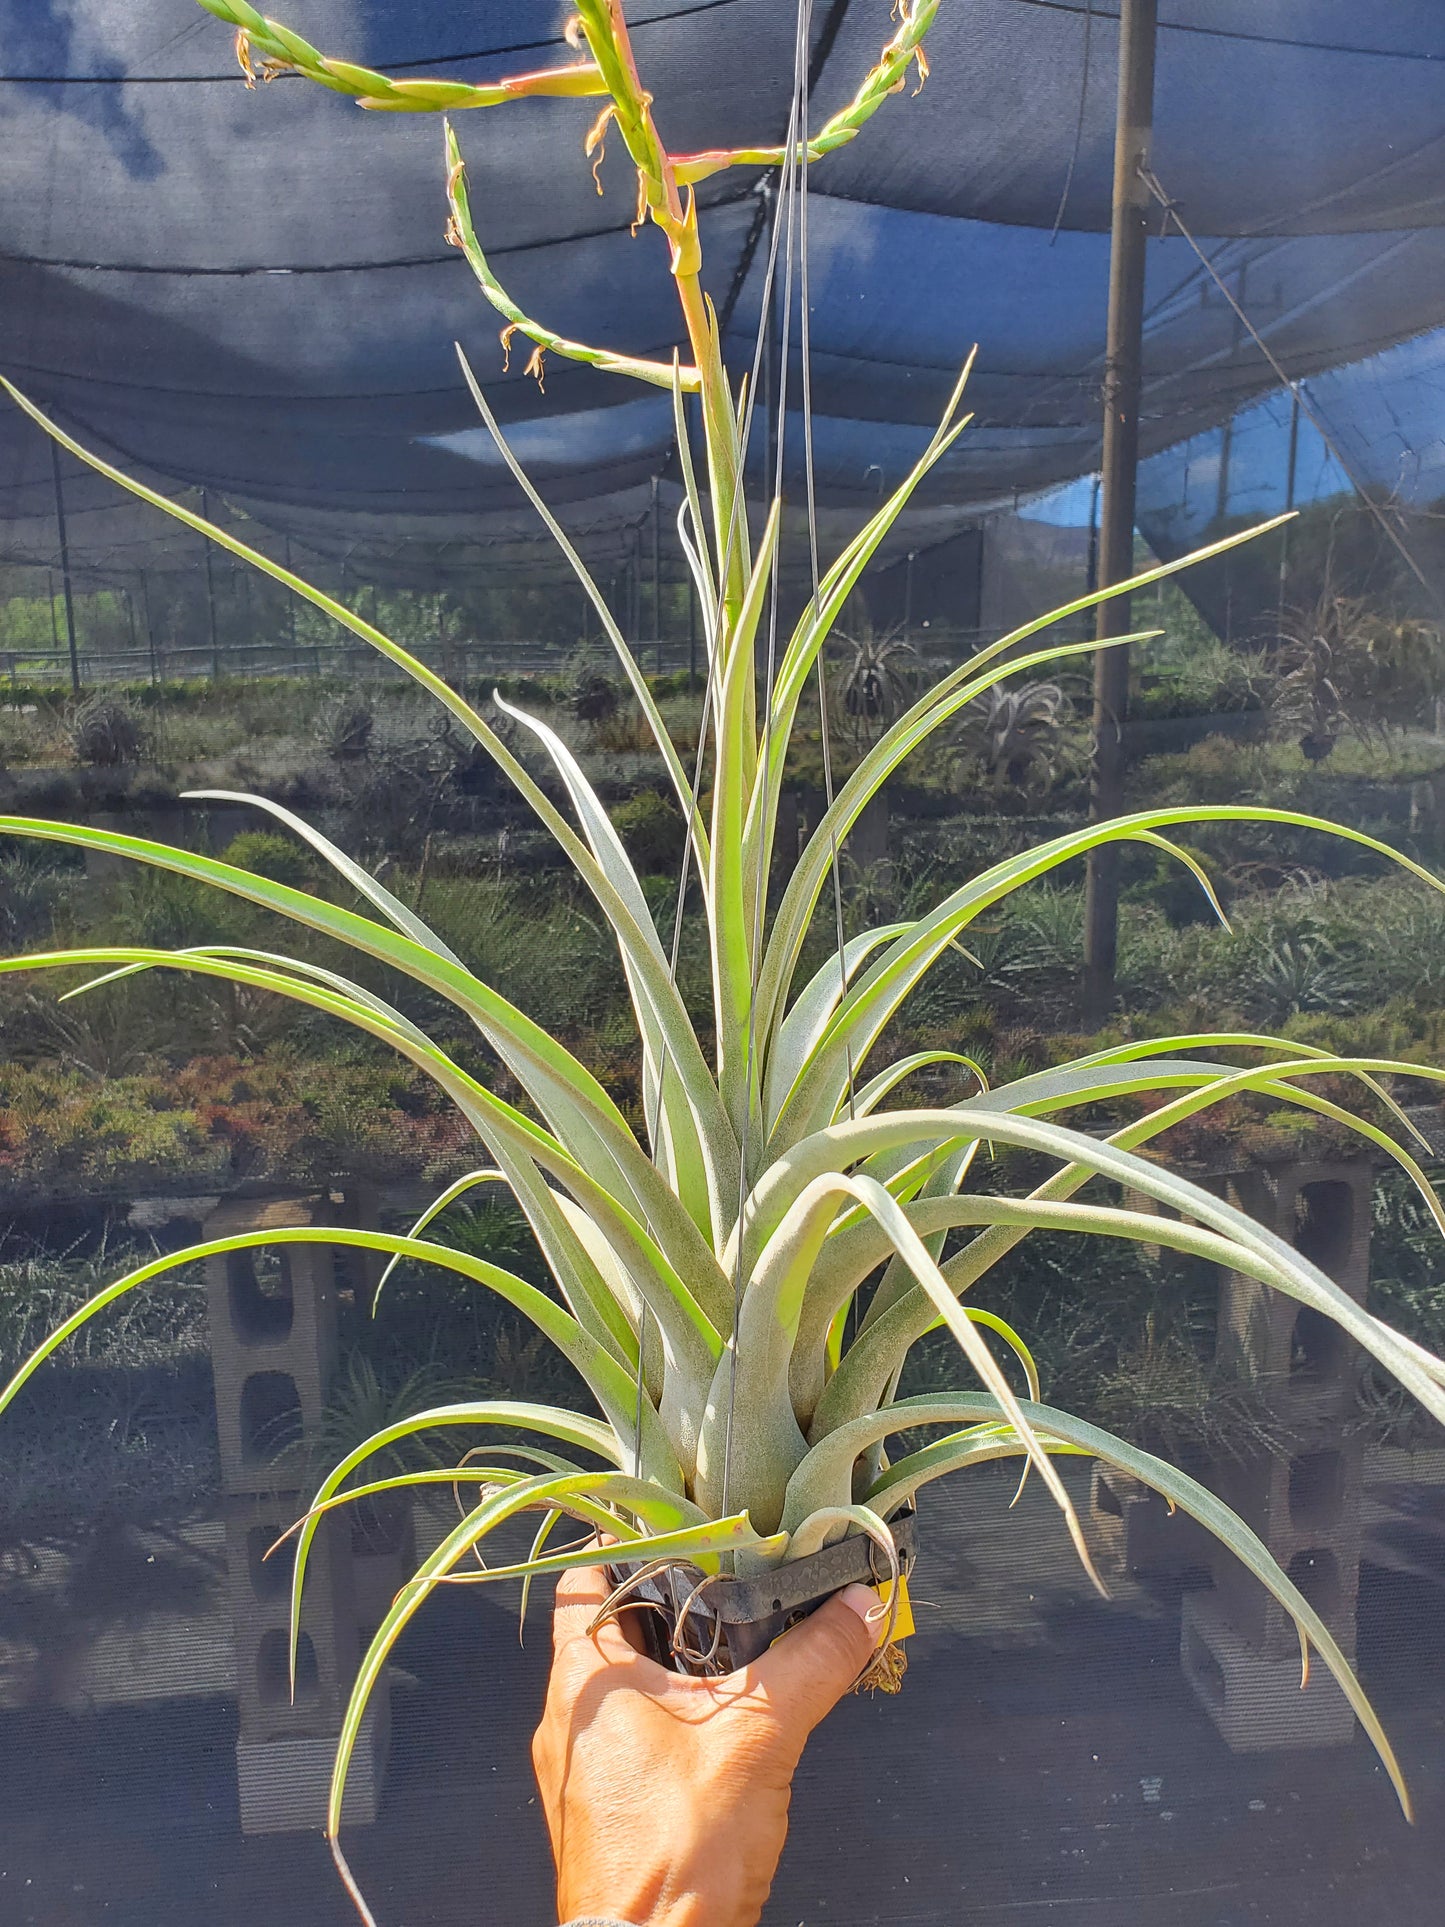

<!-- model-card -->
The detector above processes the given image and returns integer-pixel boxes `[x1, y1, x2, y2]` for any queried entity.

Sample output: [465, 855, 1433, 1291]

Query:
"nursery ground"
[0, 1462, 1442, 1927]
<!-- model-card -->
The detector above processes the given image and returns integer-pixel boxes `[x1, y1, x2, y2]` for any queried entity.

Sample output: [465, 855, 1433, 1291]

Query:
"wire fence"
[0, 624, 995, 693]
[0, 634, 704, 691]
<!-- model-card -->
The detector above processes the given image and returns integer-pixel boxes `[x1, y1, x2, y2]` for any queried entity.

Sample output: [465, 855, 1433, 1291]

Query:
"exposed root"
[853, 1640, 909, 1694]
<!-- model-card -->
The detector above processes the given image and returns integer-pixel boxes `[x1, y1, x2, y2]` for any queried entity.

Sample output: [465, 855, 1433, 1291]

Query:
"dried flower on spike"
[233, 24, 291, 85]
[525, 345, 548, 390]
[585, 103, 617, 193]
[498, 322, 519, 373]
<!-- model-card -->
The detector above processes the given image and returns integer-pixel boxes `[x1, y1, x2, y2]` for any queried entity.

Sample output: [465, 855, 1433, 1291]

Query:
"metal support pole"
[1212, 260, 1248, 529]
[1277, 389, 1301, 631]
[140, 574, 159, 685]
[1082, 0, 1157, 1023]
[236, 553, 252, 673]
[124, 585, 138, 675]
[281, 534, 299, 667]
[339, 556, 349, 677]
[1213, 260, 1247, 642]
[201, 489, 220, 681]
[50, 444, 81, 693]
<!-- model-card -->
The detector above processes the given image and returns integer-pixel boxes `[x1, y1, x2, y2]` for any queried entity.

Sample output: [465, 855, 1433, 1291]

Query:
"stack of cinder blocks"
[205, 1190, 391, 1834]
[1180, 1160, 1371, 1752]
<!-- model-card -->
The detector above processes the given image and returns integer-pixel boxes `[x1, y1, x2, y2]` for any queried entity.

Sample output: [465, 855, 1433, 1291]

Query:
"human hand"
[532, 1561, 885, 1927]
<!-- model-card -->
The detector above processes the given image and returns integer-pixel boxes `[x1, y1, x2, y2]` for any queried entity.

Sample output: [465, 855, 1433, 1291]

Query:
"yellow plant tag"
[876, 1573, 915, 1642]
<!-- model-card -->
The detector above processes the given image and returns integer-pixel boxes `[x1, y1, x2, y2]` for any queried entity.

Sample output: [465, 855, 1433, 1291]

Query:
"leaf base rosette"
[605, 1506, 919, 1673]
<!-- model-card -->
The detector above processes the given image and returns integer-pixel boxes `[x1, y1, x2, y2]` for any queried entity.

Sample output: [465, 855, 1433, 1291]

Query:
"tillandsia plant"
[5, 1, 1445, 1916]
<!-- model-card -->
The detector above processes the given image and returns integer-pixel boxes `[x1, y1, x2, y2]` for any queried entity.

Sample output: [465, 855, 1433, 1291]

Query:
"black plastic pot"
[607, 1508, 918, 1674]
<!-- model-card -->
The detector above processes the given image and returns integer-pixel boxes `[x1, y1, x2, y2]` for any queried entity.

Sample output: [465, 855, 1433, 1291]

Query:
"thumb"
[748, 1584, 884, 1740]
[550, 1552, 655, 1668]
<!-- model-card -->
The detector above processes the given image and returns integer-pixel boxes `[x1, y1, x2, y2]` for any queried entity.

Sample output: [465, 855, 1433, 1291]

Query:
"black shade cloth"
[1, 1, 1443, 585]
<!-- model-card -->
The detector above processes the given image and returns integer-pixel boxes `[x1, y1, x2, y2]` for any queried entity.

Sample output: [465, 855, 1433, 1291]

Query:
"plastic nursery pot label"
[877, 1574, 916, 1642]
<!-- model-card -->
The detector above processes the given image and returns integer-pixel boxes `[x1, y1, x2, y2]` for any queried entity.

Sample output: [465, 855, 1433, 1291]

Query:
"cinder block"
[1215, 1162, 1372, 1422]
[320, 1181, 385, 1301]
[204, 1191, 375, 1495]
[1181, 1589, 1354, 1753]
[349, 1496, 417, 1637]
[1090, 1463, 1211, 1578]
[1121, 1173, 1227, 1265]
[1200, 1158, 1371, 1659]
[222, 1496, 362, 1739]
[1206, 1436, 1363, 1657]
[206, 1189, 392, 1831]
[236, 1694, 391, 1836]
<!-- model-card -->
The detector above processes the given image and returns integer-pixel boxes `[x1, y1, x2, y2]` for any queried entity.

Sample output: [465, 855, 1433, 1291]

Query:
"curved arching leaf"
[326, 1476, 786, 1847]
[789, 1393, 1411, 1820]
[770, 808, 1445, 1150]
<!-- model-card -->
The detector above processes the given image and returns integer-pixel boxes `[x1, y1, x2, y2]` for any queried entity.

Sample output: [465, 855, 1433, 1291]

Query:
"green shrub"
[609, 787, 685, 875]
[315, 693, 374, 761]
[117, 868, 240, 951]
[1125, 840, 1233, 926]
[419, 874, 623, 1033]
[0, 1053, 473, 1198]
[0, 852, 75, 945]
[71, 695, 145, 767]
[219, 829, 318, 890]
[13, 767, 83, 815]
[0, 1237, 208, 1373]
[1135, 631, 1273, 722]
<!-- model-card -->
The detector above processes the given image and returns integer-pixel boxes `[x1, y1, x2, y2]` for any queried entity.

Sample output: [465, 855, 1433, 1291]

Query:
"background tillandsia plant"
[4, 2, 1445, 1919]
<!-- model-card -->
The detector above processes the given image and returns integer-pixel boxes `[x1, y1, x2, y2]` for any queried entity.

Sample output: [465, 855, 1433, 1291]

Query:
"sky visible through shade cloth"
[0, 0, 1442, 587]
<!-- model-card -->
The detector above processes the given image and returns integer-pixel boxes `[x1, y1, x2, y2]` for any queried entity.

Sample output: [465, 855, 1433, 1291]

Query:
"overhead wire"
[720, 0, 816, 1519]
[1141, 165, 1445, 619]
[1048, 0, 1095, 244]
[633, 0, 818, 1498]
[0, 1, 752, 85]
[798, 0, 857, 1128]
[1006, 0, 1445, 64]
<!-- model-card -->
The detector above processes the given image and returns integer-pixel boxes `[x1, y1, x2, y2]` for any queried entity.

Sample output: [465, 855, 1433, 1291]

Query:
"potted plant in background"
[4, 3, 1445, 1920]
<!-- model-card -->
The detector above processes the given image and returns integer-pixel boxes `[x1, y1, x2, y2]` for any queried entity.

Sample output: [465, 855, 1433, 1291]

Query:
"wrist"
[558, 1896, 693, 1927]
[558, 1883, 715, 1927]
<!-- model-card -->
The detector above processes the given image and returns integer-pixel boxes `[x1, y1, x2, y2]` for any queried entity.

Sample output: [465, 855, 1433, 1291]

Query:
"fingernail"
[839, 1583, 884, 1641]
